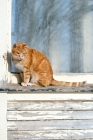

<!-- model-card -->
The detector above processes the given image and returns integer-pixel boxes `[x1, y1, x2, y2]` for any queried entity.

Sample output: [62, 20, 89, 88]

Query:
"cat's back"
[30, 48, 51, 65]
[30, 48, 53, 74]
[30, 48, 46, 58]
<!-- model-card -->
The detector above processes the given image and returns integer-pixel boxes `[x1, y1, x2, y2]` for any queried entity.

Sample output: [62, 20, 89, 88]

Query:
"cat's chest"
[15, 62, 24, 72]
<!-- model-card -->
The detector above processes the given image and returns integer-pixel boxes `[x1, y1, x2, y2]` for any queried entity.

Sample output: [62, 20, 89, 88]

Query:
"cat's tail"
[51, 79, 87, 87]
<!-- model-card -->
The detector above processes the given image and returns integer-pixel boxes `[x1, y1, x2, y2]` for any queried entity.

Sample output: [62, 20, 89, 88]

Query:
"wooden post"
[0, 0, 8, 86]
[0, 93, 7, 140]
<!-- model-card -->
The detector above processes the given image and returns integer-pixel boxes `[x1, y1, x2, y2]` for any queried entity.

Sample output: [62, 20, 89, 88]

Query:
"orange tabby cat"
[12, 42, 86, 87]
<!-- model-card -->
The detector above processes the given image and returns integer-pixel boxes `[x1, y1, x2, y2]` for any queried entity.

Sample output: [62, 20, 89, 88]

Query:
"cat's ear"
[24, 44, 28, 48]
[13, 43, 18, 48]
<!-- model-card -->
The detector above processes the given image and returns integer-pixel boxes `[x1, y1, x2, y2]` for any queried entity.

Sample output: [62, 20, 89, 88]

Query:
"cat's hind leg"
[38, 77, 51, 87]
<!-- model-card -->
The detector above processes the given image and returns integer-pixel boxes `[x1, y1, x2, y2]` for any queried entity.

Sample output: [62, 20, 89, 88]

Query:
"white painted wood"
[7, 120, 93, 131]
[7, 101, 93, 111]
[7, 130, 93, 140]
[54, 74, 93, 84]
[0, 93, 7, 140]
[7, 111, 93, 120]
[10, 73, 93, 84]
[7, 0, 13, 83]
[0, 0, 12, 85]
[0, 0, 8, 85]
[7, 93, 93, 101]
[7, 94, 93, 139]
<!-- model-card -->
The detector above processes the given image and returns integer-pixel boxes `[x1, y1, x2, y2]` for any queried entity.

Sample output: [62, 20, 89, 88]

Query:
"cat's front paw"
[27, 82, 32, 86]
[21, 82, 27, 86]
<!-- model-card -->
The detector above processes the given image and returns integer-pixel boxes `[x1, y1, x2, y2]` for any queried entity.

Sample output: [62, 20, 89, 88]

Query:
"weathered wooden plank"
[7, 101, 93, 111]
[7, 111, 93, 120]
[7, 93, 93, 101]
[7, 130, 93, 140]
[7, 120, 93, 131]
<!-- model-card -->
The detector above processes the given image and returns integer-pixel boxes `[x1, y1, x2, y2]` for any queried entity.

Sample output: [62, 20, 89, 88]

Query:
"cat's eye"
[16, 52, 20, 54]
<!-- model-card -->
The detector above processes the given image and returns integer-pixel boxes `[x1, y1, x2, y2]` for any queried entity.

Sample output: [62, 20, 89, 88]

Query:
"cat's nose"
[20, 54, 22, 57]
[20, 54, 24, 60]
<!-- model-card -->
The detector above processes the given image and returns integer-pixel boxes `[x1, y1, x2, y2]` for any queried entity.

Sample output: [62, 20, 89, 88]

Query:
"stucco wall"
[12, 0, 93, 73]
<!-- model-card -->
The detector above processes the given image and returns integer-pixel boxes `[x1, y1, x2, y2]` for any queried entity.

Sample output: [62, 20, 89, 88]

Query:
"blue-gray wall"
[12, 0, 93, 73]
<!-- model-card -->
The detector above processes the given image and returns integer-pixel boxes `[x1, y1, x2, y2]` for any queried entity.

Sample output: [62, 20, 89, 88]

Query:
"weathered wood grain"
[7, 93, 93, 101]
[7, 101, 93, 111]
[7, 130, 93, 140]
[7, 120, 93, 131]
[7, 111, 93, 120]
[7, 94, 93, 140]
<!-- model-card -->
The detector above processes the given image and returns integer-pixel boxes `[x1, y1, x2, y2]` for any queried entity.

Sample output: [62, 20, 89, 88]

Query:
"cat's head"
[12, 42, 28, 60]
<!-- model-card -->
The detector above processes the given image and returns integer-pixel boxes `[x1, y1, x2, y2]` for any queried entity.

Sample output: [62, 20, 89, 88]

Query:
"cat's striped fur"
[12, 42, 86, 87]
